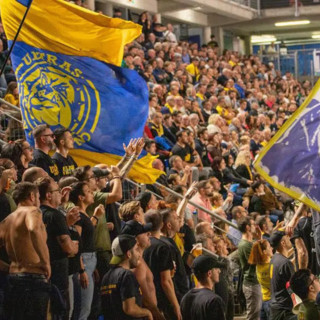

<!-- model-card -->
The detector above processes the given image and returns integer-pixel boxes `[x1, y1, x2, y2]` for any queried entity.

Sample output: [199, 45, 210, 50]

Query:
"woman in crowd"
[0, 139, 33, 181]
[248, 239, 273, 320]
[69, 181, 105, 320]
[235, 150, 254, 186]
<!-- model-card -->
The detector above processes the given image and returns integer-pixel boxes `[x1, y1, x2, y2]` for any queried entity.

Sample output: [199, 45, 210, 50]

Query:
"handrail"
[154, 181, 238, 229]
[0, 110, 23, 123]
[0, 98, 21, 112]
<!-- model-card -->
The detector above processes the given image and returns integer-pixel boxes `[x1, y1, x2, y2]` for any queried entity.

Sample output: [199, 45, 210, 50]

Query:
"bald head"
[22, 167, 49, 183]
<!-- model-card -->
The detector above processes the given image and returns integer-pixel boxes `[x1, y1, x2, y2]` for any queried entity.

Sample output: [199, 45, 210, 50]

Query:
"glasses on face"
[42, 134, 54, 138]
[49, 188, 61, 194]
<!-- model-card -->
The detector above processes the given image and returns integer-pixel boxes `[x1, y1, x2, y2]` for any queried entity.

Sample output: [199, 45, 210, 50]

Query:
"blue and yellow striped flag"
[1, 0, 161, 183]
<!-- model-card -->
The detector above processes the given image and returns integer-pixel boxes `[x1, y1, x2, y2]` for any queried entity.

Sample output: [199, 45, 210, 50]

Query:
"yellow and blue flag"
[1, 0, 161, 183]
[254, 79, 320, 211]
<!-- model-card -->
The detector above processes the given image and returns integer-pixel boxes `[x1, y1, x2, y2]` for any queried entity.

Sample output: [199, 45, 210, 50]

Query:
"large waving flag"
[1, 0, 161, 183]
[254, 79, 320, 211]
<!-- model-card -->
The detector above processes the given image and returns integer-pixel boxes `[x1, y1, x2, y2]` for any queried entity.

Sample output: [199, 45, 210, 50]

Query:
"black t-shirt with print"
[181, 288, 226, 320]
[160, 236, 188, 302]
[270, 252, 295, 310]
[101, 266, 144, 320]
[143, 237, 174, 310]
[40, 205, 70, 261]
[171, 143, 195, 163]
[30, 149, 60, 181]
[52, 152, 78, 177]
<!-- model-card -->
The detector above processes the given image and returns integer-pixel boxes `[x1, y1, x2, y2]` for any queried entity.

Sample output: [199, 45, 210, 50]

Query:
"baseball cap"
[110, 234, 137, 265]
[269, 230, 286, 249]
[192, 255, 225, 275]
[121, 220, 152, 237]
[135, 192, 152, 212]
[92, 167, 110, 178]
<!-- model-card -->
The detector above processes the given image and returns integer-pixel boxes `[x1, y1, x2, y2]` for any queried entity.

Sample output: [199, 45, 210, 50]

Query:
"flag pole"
[0, 0, 33, 78]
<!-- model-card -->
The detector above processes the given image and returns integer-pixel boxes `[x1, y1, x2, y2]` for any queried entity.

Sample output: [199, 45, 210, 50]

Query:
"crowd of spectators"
[0, 6, 319, 320]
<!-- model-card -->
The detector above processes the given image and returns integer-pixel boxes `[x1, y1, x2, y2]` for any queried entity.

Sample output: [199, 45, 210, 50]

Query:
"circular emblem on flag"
[17, 52, 101, 147]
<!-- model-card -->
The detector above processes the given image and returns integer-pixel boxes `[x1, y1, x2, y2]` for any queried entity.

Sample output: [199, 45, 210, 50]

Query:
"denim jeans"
[69, 273, 81, 320]
[242, 283, 262, 320]
[5, 273, 51, 320]
[79, 252, 97, 320]
[261, 300, 271, 320]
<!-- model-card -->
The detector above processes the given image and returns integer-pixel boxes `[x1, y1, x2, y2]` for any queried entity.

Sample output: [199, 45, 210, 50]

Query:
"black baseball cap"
[269, 230, 286, 249]
[121, 220, 152, 237]
[110, 234, 137, 265]
[192, 255, 225, 274]
[92, 167, 110, 178]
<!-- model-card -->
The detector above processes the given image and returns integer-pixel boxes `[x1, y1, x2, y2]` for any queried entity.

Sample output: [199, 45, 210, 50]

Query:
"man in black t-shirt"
[171, 130, 198, 166]
[52, 128, 78, 177]
[144, 210, 181, 320]
[160, 208, 188, 302]
[37, 177, 78, 319]
[181, 255, 225, 320]
[30, 124, 60, 181]
[269, 230, 297, 320]
[101, 234, 152, 320]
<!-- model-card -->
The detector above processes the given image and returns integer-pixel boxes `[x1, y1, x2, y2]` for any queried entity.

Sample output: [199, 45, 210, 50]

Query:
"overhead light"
[312, 35, 320, 39]
[193, 6, 202, 10]
[251, 35, 277, 43]
[275, 20, 310, 27]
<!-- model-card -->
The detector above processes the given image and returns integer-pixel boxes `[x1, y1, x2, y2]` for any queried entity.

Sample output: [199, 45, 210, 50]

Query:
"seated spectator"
[250, 181, 284, 222]
[0, 139, 33, 182]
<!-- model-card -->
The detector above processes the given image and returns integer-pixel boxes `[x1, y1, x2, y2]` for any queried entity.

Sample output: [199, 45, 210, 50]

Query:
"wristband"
[92, 216, 99, 222]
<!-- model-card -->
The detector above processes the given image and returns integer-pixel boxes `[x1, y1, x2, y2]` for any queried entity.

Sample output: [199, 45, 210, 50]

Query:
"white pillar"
[203, 26, 211, 45]
[95, 2, 113, 16]
[85, 0, 95, 11]
[154, 13, 162, 24]
[213, 27, 224, 54]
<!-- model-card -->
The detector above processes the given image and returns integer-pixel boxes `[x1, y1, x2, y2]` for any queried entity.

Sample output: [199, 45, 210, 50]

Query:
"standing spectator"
[100, 234, 152, 320]
[248, 239, 274, 320]
[52, 128, 78, 177]
[290, 269, 320, 320]
[269, 230, 296, 320]
[2, 182, 51, 320]
[164, 24, 177, 43]
[238, 216, 262, 320]
[37, 177, 78, 319]
[144, 210, 181, 320]
[30, 124, 60, 181]
[227, 206, 248, 246]
[180, 255, 225, 320]
[69, 181, 105, 320]
[121, 219, 164, 319]
[160, 208, 188, 302]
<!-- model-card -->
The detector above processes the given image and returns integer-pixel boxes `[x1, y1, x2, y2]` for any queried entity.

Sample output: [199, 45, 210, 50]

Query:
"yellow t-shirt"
[216, 105, 231, 125]
[256, 263, 271, 301]
[186, 63, 199, 80]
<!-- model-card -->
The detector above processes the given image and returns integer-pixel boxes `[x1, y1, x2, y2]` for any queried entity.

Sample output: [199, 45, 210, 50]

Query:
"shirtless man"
[1, 182, 51, 319]
[121, 219, 165, 320]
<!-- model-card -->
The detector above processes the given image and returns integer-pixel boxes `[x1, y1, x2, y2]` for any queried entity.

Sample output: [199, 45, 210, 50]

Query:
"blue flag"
[254, 79, 320, 211]
[2, 0, 162, 183]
